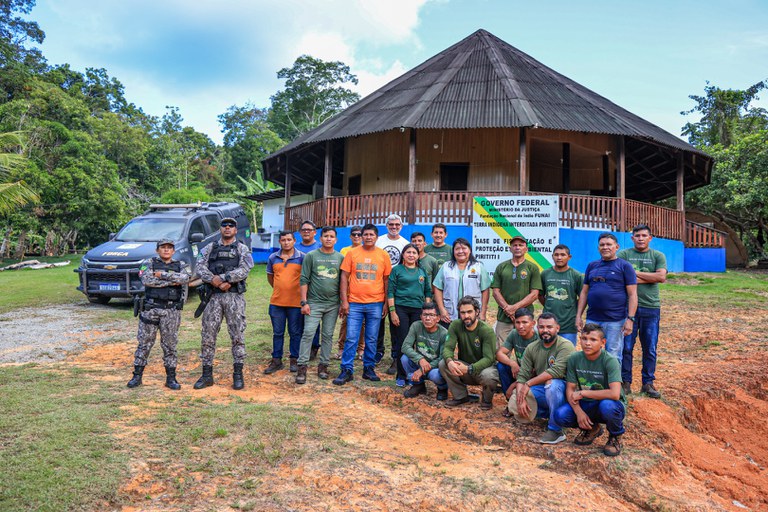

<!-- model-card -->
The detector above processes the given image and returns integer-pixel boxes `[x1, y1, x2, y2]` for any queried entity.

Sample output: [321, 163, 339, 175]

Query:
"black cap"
[156, 239, 175, 249]
[220, 217, 237, 227]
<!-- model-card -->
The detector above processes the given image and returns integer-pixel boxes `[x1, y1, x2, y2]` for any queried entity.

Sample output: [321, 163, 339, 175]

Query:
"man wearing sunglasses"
[335, 227, 365, 359]
[194, 217, 254, 390]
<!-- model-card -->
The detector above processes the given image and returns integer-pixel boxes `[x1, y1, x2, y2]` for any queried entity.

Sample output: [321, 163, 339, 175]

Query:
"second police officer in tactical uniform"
[127, 239, 191, 389]
[193, 217, 254, 390]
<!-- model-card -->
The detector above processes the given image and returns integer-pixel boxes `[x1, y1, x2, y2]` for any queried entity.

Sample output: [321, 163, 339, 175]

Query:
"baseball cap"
[507, 388, 538, 423]
[220, 217, 237, 227]
[510, 235, 527, 244]
[156, 239, 175, 249]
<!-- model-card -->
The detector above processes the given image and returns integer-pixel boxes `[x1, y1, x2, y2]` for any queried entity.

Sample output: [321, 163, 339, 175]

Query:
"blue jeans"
[622, 307, 660, 384]
[401, 355, 447, 389]
[586, 318, 625, 366]
[560, 332, 578, 346]
[529, 379, 567, 432]
[269, 304, 303, 359]
[497, 362, 516, 395]
[342, 302, 383, 371]
[553, 399, 626, 436]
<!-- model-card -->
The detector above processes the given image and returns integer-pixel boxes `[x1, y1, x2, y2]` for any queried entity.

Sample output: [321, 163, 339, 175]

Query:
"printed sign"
[472, 196, 559, 277]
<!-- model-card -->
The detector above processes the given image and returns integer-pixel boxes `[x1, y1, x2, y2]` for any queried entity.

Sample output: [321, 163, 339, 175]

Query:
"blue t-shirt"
[584, 258, 637, 322]
[297, 240, 321, 252]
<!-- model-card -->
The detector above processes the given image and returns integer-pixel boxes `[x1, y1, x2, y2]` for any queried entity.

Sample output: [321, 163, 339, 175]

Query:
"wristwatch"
[627, 316, 636, 322]
[300, 300, 308, 306]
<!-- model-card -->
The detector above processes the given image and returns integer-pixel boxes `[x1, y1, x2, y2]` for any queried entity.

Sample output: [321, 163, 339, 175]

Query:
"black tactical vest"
[208, 242, 247, 293]
[144, 258, 183, 304]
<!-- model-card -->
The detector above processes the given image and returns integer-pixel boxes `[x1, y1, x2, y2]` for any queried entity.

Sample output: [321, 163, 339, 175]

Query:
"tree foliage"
[684, 79, 768, 259]
[267, 55, 360, 141]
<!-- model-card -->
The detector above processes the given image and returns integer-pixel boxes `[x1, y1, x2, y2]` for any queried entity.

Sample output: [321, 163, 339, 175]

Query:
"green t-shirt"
[491, 260, 543, 323]
[566, 350, 626, 405]
[418, 253, 439, 286]
[516, 336, 575, 383]
[387, 265, 432, 308]
[442, 319, 497, 373]
[617, 248, 666, 309]
[299, 249, 344, 305]
[540, 267, 584, 334]
[503, 330, 539, 365]
[401, 321, 448, 368]
[424, 243, 452, 267]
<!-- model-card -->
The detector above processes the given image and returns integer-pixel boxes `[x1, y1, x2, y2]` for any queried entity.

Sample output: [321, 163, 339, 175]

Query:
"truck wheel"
[87, 295, 111, 305]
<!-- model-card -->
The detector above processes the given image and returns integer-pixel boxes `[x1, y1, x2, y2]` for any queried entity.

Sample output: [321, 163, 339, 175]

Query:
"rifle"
[194, 283, 213, 318]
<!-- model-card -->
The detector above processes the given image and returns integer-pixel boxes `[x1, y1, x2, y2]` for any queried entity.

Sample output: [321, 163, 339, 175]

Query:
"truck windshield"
[116, 218, 186, 242]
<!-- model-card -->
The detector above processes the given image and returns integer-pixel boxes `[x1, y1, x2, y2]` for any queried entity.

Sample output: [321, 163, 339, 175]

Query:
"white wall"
[261, 194, 313, 232]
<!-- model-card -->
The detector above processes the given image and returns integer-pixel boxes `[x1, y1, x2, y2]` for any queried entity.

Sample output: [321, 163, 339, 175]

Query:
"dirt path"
[4, 301, 767, 511]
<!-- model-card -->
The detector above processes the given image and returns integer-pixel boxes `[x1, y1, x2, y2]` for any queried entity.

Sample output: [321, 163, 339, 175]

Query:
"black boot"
[127, 365, 144, 388]
[193, 365, 214, 389]
[164, 366, 181, 390]
[233, 363, 244, 390]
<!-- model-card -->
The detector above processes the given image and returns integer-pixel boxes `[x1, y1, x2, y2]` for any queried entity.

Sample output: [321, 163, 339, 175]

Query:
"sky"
[28, 0, 768, 145]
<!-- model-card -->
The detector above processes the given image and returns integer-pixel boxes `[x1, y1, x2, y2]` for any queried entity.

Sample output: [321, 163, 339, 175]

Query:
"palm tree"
[0, 132, 38, 214]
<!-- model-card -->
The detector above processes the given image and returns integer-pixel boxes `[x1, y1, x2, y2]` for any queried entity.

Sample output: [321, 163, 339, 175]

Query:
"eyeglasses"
[221, 223, 236, 228]
[387, 223, 402, 227]
[300, 228, 315, 233]
[351, 232, 362, 237]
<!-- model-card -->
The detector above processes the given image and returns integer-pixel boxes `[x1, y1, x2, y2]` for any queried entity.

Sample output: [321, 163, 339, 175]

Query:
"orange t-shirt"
[266, 249, 303, 307]
[341, 246, 392, 303]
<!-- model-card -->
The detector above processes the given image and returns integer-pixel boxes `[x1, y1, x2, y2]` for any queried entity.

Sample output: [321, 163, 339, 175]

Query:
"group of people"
[127, 214, 667, 457]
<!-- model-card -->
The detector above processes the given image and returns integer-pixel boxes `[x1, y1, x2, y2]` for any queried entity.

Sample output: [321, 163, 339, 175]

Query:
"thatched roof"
[263, 29, 711, 202]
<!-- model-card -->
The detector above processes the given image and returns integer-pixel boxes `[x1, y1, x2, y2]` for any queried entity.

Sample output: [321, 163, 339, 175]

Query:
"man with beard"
[495, 307, 539, 397]
[439, 296, 499, 410]
[511, 313, 575, 444]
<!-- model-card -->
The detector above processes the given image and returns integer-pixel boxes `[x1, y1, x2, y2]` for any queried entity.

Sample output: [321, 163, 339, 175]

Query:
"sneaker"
[404, 382, 427, 398]
[395, 378, 406, 387]
[436, 388, 448, 401]
[540, 430, 566, 445]
[621, 381, 632, 396]
[362, 366, 381, 382]
[574, 424, 604, 445]
[374, 352, 384, 365]
[641, 382, 661, 399]
[332, 369, 354, 386]
[603, 434, 622, 456]
[385, 360, 397, 375]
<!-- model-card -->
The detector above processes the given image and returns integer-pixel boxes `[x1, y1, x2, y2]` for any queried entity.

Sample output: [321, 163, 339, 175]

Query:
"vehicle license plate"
[99, 283, 121, 291]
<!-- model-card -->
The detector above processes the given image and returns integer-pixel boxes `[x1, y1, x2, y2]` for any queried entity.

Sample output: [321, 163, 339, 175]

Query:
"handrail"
[284, 191, 726, 248]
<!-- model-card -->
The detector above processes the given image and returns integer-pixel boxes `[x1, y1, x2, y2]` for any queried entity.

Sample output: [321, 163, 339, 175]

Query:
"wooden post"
[616, 136, 626, 231]
[283, 155, 292, 231]
[562, 143, 570, 194]
[602, 154, 610, 195]
[677, 151, 685, 242]
[323, 140, 332, 226]
[519, 127, 528, 193]
[408, 128, 417, 224]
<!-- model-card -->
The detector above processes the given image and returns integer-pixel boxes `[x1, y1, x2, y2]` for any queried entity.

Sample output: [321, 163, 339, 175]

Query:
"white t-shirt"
[375, 235, 409, 266]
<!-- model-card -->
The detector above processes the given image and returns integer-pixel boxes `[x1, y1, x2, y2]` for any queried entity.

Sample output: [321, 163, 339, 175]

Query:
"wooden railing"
[286, 191, 725, 247]
[685, 221, 726, 248]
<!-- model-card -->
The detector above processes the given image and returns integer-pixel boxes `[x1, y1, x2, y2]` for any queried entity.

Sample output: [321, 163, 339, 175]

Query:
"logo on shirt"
[418, 275, 425, 283]
[547, 355, 556, 367]
[474, 337, 481, 348]
[520, 269, 529, 280]
[383, 245, 401, 265]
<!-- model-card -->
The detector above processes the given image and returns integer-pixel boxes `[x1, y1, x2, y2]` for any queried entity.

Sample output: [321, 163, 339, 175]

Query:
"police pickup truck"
[76, 202, 251, 304]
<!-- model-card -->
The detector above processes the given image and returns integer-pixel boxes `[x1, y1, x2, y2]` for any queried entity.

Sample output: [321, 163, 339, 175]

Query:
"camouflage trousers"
[133, 307, 181, 367]
[200, 292, 246, 365]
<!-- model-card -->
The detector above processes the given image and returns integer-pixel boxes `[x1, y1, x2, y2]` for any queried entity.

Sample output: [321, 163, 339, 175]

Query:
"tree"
[219, 103, 284, 181]
[0, 131, 37, 213]
[683, 80, 768, 258]
[268, 55, 360, 141]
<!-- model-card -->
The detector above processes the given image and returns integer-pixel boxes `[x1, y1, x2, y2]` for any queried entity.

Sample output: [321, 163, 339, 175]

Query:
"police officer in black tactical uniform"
[193, 217, 254, 390]
[127, 239, 191, 389]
